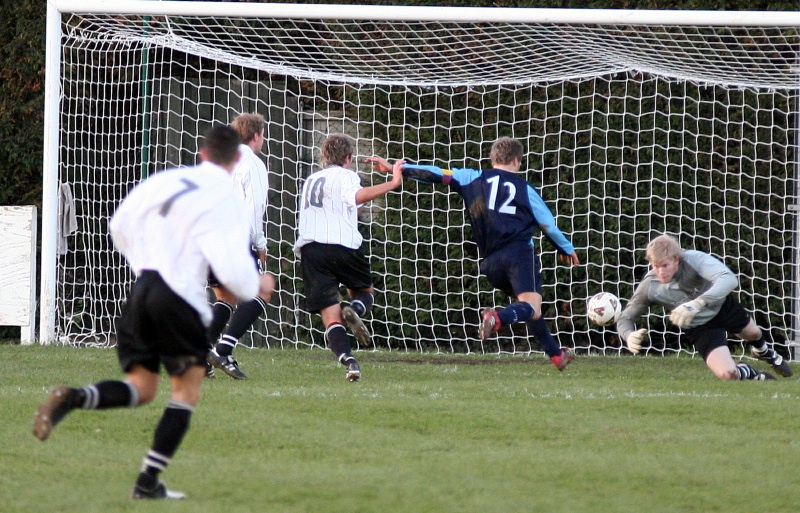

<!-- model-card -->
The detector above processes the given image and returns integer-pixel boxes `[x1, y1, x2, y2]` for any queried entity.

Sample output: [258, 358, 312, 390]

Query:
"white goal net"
[43, 1, 800, 361]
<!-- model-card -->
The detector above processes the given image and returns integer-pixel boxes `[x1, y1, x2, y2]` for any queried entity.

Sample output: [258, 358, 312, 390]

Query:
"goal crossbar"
[52, 0, 800, 26]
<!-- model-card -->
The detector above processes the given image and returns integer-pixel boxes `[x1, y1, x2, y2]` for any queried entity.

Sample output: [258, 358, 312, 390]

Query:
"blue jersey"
[403, 164, 575, 258]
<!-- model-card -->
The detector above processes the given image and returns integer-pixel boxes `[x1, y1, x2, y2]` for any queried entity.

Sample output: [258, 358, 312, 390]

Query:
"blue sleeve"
[403, 164, 482, 187]
[402, 164, 447, 184]
[526, 185, 575, 255]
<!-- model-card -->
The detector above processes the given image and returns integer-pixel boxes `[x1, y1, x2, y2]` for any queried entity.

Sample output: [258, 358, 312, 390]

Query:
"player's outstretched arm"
[366, 156, 393, 173]
[355, 159, 404, 205]
[366, 156, 450, 184]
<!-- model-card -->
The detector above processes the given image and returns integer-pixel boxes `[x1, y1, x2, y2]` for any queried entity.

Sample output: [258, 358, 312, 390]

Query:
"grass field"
[2, 344, 799, 513]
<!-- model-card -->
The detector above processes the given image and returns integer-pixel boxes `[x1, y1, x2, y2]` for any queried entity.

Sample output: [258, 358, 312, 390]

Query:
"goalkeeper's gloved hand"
[626, 328, 647, 355]
[669, 298, 707, 328]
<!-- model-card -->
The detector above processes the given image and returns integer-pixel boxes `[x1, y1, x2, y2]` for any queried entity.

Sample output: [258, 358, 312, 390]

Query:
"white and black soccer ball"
[587, 292, 622, 327]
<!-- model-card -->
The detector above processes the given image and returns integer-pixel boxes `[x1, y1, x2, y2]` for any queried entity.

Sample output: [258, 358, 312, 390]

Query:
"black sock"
[350, 291, 374, 317]
[736, 362, 761, 380]
[208, 301, 234, 343]
[224, 297, 267, 341]
[749, 333, 770, 354]
[78, 381, 138, 409]
[215, 335, 237, 357]
[141, 400, 194, 476]
[325, 323, 352, 361]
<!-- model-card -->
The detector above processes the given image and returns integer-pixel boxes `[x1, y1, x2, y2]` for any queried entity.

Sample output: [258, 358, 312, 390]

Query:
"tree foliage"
[0, 0, 46, 206]
[4, 0, 792, 206]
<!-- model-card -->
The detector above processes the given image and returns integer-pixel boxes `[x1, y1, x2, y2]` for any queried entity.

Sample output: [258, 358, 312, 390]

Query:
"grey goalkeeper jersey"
[616, 250, 738, 342]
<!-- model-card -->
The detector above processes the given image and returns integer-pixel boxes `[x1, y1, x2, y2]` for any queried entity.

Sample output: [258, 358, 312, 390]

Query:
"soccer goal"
[43, 0, 800, 361]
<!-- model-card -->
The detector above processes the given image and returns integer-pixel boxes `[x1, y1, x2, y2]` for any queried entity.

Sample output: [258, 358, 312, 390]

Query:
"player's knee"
[715, 368, 740, 380]
[126, 367, 158, 404]
[523, 301, 540, 321]
[171, 390, 200, 407]
[134, 383, 158, 404]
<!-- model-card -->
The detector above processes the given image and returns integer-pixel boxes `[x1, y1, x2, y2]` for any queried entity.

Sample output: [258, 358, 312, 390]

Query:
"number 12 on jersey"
[486, 175, 517, 214]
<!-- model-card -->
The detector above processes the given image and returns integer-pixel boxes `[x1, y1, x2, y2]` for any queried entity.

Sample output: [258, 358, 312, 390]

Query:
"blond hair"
[489, 137, 524, 166]
[231, 113, 265, 144]
[646, 234, 684, 263]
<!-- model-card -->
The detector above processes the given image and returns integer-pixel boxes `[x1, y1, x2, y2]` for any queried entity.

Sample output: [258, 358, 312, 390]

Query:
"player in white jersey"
[32, 125, 274, 500]
[294, 133, 404, 381]
[618, 234, 792, 380]
[207, 113, 273, 380]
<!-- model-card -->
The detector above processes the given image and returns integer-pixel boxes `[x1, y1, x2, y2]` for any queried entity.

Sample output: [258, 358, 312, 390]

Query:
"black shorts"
[116, 271, 209, 376]
[299, 242, 373, 314]
[207, 248, 259, 288]
[479, 241, 542, 298]
[684, 294, 751, 360]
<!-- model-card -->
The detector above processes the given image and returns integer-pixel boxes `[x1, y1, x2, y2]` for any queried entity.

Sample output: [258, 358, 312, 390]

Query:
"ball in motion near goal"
[587, 292, 622, 327]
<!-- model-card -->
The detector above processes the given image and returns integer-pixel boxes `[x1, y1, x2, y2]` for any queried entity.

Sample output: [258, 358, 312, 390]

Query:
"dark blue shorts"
[116, 271, 209, 376]
[479, 242, 541, 298]
[300, 242, 373, 313]
[684, 294, 751, 360]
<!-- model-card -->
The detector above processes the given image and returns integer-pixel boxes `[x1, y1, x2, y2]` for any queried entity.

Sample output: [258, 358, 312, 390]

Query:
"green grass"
[3, 345, 799, 513]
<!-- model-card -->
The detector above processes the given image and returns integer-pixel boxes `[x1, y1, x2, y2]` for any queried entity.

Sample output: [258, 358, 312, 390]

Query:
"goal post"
[43, 0, 800, 361]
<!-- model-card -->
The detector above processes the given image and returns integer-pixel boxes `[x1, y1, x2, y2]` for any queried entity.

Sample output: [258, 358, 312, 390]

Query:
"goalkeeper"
[368, 137, 579, 371]
[617, 234, 792, 380]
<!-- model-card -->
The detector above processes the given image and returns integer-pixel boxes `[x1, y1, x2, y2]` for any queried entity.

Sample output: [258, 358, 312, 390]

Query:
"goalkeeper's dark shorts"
[684, 294, 751, 360]
[116, 271, 209, 376]
[299, 242, 373, 314]
[479, 241, 542, 298]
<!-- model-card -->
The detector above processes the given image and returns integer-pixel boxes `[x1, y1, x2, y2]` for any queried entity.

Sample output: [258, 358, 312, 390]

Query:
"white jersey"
[110, 161, 260, 325]
[232, 143, 269, 251]
[294, 165, 363, 255]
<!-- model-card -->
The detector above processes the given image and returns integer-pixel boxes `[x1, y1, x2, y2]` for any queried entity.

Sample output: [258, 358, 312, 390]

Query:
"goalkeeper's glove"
[669, 298, 707, 328]
[626, 328, 647, 355]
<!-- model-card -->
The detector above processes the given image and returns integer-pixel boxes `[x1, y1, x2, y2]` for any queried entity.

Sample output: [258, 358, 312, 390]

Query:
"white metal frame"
[41, 0, 800, 344]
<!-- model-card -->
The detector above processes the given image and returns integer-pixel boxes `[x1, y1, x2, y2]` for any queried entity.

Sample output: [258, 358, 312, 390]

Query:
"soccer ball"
[587, 292, 622, 327]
